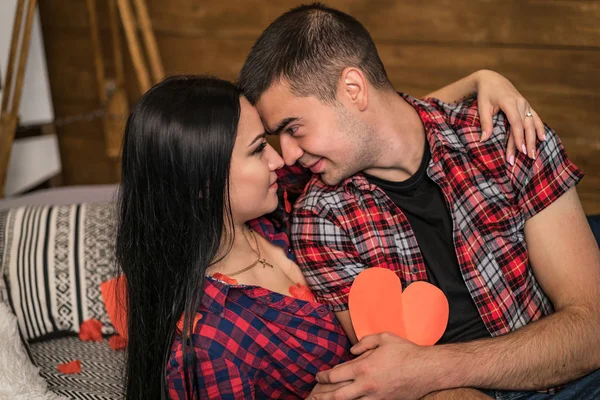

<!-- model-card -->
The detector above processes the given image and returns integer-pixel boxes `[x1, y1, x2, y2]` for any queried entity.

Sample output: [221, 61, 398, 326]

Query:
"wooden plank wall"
[38, 0, 600, 214]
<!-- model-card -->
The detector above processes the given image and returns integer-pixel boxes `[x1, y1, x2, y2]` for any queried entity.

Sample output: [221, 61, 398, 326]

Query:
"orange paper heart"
[349, 267, 449, 346]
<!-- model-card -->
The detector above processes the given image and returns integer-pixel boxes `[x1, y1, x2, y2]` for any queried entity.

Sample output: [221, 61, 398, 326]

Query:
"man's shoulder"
[405, 93, 510, 156]
[295, 175, 353, 216]
[407, 93, 480, 127]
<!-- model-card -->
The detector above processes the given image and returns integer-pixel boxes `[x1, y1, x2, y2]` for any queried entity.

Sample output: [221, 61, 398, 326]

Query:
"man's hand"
[311, 333, 441, 400]
[307, 381, 353, 399]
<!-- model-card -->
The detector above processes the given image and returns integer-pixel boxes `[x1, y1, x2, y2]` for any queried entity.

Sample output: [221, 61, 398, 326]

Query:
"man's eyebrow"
[248, 132, 267, 147]
[269, 117, 299, 135]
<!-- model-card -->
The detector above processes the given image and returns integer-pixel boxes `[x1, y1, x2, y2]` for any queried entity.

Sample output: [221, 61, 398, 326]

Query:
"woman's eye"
[286, 126, 298, 136]
[253, 141, 268, 155]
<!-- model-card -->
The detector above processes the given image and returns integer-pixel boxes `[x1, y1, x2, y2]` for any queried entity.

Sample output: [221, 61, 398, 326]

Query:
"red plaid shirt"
[166, 167, 350, 399]
[292, 93, 583, 338]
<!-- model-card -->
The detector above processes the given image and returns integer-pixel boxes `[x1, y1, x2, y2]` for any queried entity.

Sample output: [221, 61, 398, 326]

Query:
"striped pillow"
[0, 203, 118, 341]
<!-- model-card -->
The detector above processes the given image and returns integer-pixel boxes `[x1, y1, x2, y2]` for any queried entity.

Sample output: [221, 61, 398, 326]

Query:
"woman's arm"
[424, 69, 546, 165]
[424, 72, 478, 104]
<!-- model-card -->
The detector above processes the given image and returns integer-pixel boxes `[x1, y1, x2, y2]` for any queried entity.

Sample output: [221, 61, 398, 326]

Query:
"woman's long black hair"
[116, 75, 241, 399]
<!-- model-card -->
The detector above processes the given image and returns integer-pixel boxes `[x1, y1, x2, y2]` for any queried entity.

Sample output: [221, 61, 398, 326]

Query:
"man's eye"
[253, 141, 268, 155]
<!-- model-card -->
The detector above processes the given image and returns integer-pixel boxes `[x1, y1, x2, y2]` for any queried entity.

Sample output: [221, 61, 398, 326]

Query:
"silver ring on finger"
[525, 111, 533, 118]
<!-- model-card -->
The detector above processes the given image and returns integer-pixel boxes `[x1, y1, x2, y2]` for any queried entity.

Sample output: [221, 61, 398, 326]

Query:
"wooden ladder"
[0, 0, 164, 198]
[0, 0, 38, 198]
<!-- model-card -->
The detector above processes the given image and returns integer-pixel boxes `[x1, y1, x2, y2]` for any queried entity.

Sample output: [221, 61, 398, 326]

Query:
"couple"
[116, 4, 600, 400]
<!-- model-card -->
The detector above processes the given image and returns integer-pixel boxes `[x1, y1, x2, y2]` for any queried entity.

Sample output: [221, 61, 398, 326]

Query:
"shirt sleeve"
[509, 121, 584, 221]
[167, 341, 255, 400]
[292, 203, 368, 312]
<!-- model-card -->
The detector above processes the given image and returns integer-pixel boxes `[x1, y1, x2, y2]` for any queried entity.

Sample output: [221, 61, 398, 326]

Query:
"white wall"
[0, 1, 54, 125]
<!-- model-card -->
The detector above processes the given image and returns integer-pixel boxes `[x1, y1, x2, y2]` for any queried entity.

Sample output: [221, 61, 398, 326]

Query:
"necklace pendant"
[259, 259, 274, 268]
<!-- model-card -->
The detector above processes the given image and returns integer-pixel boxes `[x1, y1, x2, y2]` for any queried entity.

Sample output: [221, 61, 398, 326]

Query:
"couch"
[1, 185, 599, 399]
[0, 185, 123, 400]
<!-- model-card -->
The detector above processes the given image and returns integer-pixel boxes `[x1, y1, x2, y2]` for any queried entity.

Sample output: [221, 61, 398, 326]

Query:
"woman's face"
[228, 96, 284, 224]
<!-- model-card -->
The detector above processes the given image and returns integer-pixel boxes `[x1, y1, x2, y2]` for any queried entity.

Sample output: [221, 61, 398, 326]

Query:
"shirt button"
[411, 267, 419, 274]
[288, 248, 292, 253]
[316, 307, 327, 317]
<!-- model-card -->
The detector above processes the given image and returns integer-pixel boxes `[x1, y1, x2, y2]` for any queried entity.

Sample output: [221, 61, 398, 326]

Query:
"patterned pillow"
[0, 203, 118, 341]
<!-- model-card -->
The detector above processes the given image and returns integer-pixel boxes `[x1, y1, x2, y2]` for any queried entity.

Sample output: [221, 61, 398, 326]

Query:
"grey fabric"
[0, 185, 118, 211]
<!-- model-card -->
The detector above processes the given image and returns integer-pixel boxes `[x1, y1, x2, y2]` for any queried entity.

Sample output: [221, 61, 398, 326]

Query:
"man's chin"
[320, 171, 343, 187]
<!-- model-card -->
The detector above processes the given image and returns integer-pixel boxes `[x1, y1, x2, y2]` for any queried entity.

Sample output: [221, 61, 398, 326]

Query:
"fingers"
[502, 103, 526, 157]
[310, 381, 365, 400]
[506, 134, 516, 166]
[350, 335, 381, 355]
[478, 102, 494, 142]
[531, 109, 546, 142]
[316, 361, 358, 385]
[309, 381, 353, 396]
[523, 111, 537, 160]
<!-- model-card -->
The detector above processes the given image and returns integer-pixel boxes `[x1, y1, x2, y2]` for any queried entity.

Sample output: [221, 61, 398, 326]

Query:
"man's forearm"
[432, 305, 600, 391]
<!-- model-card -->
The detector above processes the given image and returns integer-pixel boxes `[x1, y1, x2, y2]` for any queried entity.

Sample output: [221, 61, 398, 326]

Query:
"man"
[238, 3, 600, 400]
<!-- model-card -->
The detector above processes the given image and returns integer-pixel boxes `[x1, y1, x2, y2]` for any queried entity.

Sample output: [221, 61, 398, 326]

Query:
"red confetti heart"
[284, 190, 292, 214]
[109, 334, 128, 350]
[289, 283, 315, 302]
[57, 360, 81, 374]
[176, 313, 203, 337]
[79, 318, 103, 342]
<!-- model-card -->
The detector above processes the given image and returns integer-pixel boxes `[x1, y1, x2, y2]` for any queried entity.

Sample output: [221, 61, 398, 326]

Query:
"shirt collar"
[200, 277, 229, 315]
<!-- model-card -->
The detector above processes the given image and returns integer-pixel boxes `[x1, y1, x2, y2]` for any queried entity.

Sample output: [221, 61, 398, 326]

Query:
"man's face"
[256, 81, 374, 186]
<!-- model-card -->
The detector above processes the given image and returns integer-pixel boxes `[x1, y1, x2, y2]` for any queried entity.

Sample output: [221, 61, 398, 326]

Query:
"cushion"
[0, 203, 118, 341]
[29, 336, 124, 399]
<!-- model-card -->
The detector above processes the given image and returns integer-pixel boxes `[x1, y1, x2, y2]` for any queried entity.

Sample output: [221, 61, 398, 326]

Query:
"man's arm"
[312, 120, 600, 399]
[435, 186, 600, 390]
[313, 187, 600, 399]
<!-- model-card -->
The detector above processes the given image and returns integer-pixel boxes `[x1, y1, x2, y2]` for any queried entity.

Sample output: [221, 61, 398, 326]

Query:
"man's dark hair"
[238, 3, 393, 104]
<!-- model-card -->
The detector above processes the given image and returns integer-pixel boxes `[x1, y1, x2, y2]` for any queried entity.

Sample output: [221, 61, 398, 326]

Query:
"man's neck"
[363, 92, 426, 183]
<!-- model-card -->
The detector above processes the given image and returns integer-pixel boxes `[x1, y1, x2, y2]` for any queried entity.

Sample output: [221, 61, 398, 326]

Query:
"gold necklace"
[227, 229, 274, 277]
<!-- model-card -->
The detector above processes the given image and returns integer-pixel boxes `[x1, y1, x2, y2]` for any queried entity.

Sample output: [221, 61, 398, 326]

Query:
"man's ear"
[339, 67, 368, 112]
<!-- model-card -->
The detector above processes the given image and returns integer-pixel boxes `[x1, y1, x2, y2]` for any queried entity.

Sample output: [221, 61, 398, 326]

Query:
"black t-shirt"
[364, 143, 490, 344]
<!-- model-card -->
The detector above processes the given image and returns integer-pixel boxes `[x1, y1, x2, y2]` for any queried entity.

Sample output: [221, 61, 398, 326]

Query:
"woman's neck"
[208, 222, 257, 276]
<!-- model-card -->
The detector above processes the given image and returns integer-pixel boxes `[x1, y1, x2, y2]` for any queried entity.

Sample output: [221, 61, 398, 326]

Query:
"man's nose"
[280, 135, 303, 166]
[267, 146, 285, 171]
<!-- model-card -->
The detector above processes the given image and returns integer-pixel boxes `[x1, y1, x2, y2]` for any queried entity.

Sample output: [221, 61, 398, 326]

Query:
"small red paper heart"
[57, 360, 81, 374]
[79, 318, 103, 342]
[349, 267, 449, 346]
[109, 334, 128, 351]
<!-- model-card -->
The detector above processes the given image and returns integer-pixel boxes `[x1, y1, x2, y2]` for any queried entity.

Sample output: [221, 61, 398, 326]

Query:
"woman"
[116, 74, 543, 399]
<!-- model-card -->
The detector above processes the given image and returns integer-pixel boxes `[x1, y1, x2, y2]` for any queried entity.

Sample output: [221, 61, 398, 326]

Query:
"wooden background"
[37, 0, 600, 214]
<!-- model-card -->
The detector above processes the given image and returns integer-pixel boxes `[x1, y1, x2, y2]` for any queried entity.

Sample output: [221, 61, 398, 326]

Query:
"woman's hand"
[475, 69, 546, 165]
